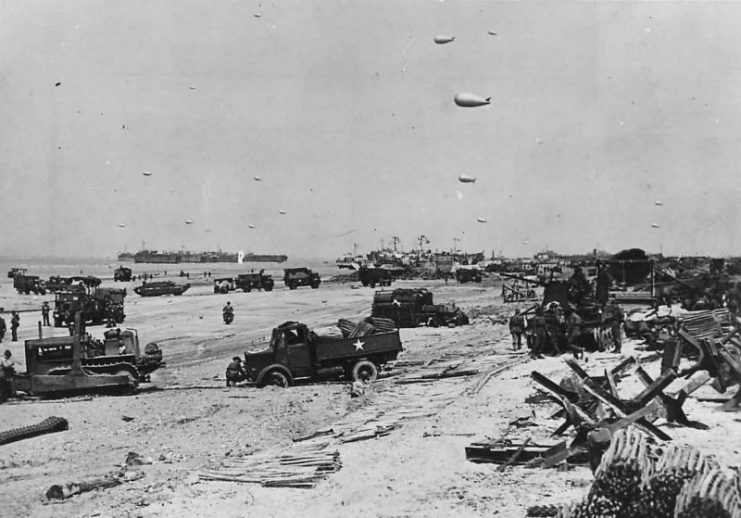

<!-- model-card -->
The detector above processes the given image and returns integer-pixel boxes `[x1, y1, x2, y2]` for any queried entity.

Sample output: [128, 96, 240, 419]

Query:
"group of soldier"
[508, 263, 623, 359]
[0, 311, 21, 343]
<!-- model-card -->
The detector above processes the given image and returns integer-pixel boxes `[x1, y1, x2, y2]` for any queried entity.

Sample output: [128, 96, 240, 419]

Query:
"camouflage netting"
[555, 427, 741, 518]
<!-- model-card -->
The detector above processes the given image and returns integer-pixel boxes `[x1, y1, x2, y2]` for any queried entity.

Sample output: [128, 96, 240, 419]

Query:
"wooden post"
[38, 321, 42, 339]
[70, 312, 83, 376]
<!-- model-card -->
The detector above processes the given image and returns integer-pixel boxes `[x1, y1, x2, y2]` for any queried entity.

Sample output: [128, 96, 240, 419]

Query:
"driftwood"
[0, 416, 69, 446]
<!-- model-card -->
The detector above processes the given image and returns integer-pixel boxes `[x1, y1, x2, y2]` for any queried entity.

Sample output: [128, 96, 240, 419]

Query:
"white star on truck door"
[392, 299, 401, 307]
[353, 339, 365, 351]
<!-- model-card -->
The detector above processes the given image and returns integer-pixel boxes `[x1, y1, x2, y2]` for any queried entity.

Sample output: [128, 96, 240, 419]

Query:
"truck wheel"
[264, 281, 274, 292]
[310, 280, 320, 289]
[369, 281, 376, 289]
[428, 317, 440, 328]
[352, 360, 378, 382]
[264, 371, 289, 388]
[245, 285, 252, 293]
[288, 282, 297, 290]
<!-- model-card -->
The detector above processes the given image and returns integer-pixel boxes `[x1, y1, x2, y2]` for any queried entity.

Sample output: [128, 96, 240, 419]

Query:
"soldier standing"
[0, 315, 5, 343]
[611, 304, 624, 353]
[41, 301, 51, 326]
[564, 306, 584, 358]
[508, 308, 525, 351]
[529, 307, 547, 359]
[105, 299, 116, 328]
[10, 311, 19, 342]
[0, 350, 15, 402]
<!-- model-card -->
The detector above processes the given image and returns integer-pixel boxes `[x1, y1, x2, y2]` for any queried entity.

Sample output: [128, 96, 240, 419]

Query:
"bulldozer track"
[0, 416, 69, 446]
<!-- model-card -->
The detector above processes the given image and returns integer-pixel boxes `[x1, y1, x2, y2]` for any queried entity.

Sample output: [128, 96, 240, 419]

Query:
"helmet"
[226, 301, 231, 305]
[232, 356, 241, 362]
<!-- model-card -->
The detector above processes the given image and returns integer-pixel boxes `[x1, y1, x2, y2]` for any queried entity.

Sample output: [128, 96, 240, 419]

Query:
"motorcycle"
[223, 309, 234, 325]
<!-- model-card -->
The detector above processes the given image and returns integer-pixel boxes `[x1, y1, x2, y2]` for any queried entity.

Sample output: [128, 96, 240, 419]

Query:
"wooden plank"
[497, 438, 532, 472]
[605, 369, 618, 398]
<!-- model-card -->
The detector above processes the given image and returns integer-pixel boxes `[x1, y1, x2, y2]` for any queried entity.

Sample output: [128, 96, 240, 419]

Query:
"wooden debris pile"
[200, 441, 341, 489]
[468, 353, 715, 471]
[335, 317, 397, 338]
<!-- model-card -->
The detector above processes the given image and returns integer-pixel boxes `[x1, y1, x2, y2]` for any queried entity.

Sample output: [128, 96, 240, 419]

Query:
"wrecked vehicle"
[371, 288, 470, 328]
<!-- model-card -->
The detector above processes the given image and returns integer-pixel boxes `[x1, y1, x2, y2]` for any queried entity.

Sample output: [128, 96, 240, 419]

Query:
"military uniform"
[41, 302, 51, 326]
[565, 312, 584, 357]
[10, 312, 19, 342]
[226, 358, 246, 386]
[529, 312, 547, 358]
[509, 312, 525, 350]
[0, 352, 15, 402]
[612, 305, 624, 353]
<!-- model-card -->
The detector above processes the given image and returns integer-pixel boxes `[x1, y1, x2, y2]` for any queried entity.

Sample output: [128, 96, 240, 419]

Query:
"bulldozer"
[12, 314, 163, 396]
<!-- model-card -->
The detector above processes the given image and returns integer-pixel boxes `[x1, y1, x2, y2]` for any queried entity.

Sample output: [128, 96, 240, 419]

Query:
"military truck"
[213, 277, 236, 294]
[456, 266, 482, 283]
[13, 327, 164, 396]
[242, 321, 403, 387]
[371, 288, 470, 328]
[53, 287, 126, 328]
[134, 281, 190, 296]
[13, 275, 46, 295]
[114, 266, 133, 282]
[283, 268, 321, 290]
[236, 272, 275, 292]
[46, 276, 73, 293]
[503, 272, 622, 352]
[358, 266, 393, 288]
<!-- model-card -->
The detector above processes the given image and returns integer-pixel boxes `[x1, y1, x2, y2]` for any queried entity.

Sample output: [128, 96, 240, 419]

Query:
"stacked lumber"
[366, 316, 397, 333]
[557, 427, 741, 518]
[337, 317, 396, 338]
[349, 320, 375, 338]
[200, 441, 341, 489]
[679, 310, 724, 341]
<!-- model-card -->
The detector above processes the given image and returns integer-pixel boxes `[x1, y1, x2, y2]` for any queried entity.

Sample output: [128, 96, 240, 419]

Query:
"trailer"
[242, 321, 403, 387]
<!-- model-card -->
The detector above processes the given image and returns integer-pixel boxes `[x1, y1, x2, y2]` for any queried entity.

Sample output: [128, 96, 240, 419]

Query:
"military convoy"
[53, 287, 126, 328]
[283, 268, 321, 290]
[241, 320, 403, 387]
[213, 272, 275, 293]
[371, 288, 470, 328]
[237, 272, 275, 292]
[13, 274, 46, 295]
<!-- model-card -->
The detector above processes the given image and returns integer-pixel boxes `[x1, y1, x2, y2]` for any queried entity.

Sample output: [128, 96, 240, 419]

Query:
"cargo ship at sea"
[118, 249, 288, 264]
